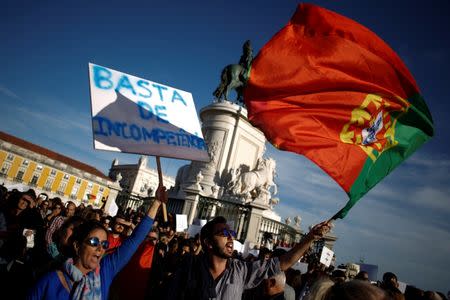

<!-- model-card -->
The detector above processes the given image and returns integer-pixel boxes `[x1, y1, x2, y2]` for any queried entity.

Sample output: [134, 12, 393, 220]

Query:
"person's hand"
[306, 220, 333, 241]
[23, 229, 34, 237]
[155, 185, 168, 204]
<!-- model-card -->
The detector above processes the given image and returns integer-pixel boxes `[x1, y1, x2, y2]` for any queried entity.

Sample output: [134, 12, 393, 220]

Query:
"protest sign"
[175, 214, 188, 232]
[319, 246, 334, 267]
[233, 240, 244, 253]
[187, 224, 202, 237]
[398, 281, 407, 294]
[88, 63, 209, 162]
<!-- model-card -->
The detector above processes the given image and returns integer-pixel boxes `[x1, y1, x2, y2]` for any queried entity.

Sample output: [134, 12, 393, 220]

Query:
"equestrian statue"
[213, 40, 253, 103]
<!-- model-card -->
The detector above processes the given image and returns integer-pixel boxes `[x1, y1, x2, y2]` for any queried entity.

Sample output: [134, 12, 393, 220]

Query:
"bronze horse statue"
[213, 40, 253, 103]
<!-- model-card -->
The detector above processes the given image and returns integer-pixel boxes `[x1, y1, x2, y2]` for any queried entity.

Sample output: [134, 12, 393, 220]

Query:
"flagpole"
[155, 156, 168, 222]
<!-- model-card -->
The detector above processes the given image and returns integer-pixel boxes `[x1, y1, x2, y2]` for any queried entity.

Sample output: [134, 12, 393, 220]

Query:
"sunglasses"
[85, 237, 110, 250]
[215, 229, 237, 238]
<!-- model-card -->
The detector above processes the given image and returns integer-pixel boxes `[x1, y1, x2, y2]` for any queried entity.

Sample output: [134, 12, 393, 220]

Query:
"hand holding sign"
[155, 184, 168, 204]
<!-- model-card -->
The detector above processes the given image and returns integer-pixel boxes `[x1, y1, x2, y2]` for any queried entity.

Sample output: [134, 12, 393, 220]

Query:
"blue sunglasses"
[85, 237, 110, 250]
[215, 229, 237, 238]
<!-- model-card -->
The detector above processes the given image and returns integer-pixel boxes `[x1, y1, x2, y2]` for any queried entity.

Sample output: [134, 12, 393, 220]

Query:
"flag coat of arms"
[244, 3, 434, 218]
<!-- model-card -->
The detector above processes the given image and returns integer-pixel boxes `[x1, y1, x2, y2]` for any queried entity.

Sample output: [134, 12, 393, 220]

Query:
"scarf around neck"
[63, 258, 102, 300]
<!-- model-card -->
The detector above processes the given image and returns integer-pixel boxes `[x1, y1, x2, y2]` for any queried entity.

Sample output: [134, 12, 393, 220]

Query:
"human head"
[146, 230, 159, 246]
[382, 272, 399, 289]
[306, 279, 388, 300]
[112, 215, 129, 235]
[200, 216, 235, 259]
[40, 200, 49, 211]
[54, 216, 84, 256]
[70, 220, 108, 274]
[354, 271, 369, 281]
[263, 272, 286, 297]
[259, 247, 272, 261]
[36, 193, 48, 206]
[22, 189, 37, 208]
[17, 192, 34, 211]
[331, 269, 347, 284]
[51, 200, 64, 216]
[65, 201, 76, 217]
[101, 216, 112, 230]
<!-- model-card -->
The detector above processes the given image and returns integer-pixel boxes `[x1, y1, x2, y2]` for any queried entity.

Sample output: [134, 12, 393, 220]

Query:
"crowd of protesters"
[0, 184, 447, 300]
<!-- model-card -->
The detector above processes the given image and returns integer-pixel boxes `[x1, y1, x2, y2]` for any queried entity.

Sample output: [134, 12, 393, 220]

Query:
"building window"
[57, 182, 67, 195]
[0, 163, 11, 175]
[99, 187, 104, 192]
[76, 178, 82, 184]
[22, 160, 29, 166]
[70, 186, 79, 199]
[50, 169, 57, 176]
[6, 153, 14, 161]
[63, 174, 70, 180]
[15, 170, 25, 181]
[36, 165, 43, 171]
[30, 174, 39, 185]
[87, 182, 93, 188]
[44, 178, 54, 191]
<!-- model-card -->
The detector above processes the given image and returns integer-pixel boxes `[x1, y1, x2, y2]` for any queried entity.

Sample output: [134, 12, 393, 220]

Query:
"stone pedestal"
[244, 203, 268, 245]
[181, 185, 202, 225]
[199, 101, 267, 191]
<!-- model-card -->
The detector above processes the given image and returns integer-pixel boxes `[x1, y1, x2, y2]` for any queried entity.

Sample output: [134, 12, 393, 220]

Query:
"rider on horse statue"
[213, 40, 253, 104]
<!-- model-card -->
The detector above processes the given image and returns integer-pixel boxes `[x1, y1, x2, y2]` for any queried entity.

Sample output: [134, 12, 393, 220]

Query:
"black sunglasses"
[85, 237, 110, 250]
[215, 229, 237, 238]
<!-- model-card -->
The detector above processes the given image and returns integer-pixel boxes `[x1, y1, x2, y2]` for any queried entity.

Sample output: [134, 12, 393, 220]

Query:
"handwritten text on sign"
[89, 63, 209, 162]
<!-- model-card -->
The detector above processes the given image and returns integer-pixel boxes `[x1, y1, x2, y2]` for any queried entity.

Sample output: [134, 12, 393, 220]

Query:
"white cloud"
[0, 85, 20, 100]
[15, 106, 91, 133]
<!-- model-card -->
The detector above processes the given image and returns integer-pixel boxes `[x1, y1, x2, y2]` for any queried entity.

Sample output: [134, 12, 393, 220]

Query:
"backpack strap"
[56, 270, 71, 293]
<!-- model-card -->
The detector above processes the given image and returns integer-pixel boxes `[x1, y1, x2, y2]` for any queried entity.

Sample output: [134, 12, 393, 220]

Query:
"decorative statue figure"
[115, 172, 122, 184]
[194, 171, 204, 190]
[213, 40, 253, 103]
[138, 155, 147, 167]
[294, 216, 301, 228]
[285, 217, 291, 225]
[230, 157, 277, 201]
[269, 197, 279, 208]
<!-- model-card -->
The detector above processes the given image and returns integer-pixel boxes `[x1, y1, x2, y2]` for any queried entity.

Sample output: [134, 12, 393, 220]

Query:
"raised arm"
[102, 185, 168, 275]
[279, 220, 332, 271]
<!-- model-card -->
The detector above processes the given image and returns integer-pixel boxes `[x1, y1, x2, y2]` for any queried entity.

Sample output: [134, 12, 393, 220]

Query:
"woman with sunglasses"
[27, 186, 168, 300]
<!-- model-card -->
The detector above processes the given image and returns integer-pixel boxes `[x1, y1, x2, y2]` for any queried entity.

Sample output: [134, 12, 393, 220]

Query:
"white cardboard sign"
[88, 63, 209, 162]
[233, 240, 244, 253]
[176, 214, 188, 232]
[319, 246, 334, 267]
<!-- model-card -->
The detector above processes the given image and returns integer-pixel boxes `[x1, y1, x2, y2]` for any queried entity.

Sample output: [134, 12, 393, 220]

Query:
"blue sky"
[1, 0, 449, 293]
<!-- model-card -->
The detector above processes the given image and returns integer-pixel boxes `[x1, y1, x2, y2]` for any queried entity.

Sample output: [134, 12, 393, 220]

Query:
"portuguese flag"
[87, 194, 97, 204]
[244, 4, 434, 219]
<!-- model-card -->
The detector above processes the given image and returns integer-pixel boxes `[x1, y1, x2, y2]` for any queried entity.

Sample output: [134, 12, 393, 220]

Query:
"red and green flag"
[244, 3, 434, 219]
[87, 194, 97, 204]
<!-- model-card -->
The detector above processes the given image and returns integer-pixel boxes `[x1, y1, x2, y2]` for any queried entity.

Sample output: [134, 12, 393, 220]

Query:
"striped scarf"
[63, 258, 102, 300]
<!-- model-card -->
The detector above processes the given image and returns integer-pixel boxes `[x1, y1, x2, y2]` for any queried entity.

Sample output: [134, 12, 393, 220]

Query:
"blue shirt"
[27, 215, 154, 300]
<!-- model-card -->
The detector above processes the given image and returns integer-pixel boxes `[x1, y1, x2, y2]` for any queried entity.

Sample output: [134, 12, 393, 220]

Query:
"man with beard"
[106, 215, 133, 254]
[165, 216, 331, 300]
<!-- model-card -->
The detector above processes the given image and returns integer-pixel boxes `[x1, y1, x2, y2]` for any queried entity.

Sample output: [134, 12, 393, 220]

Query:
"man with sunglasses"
[166, 216, 331, 300]
[106, 215, 132, 254]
